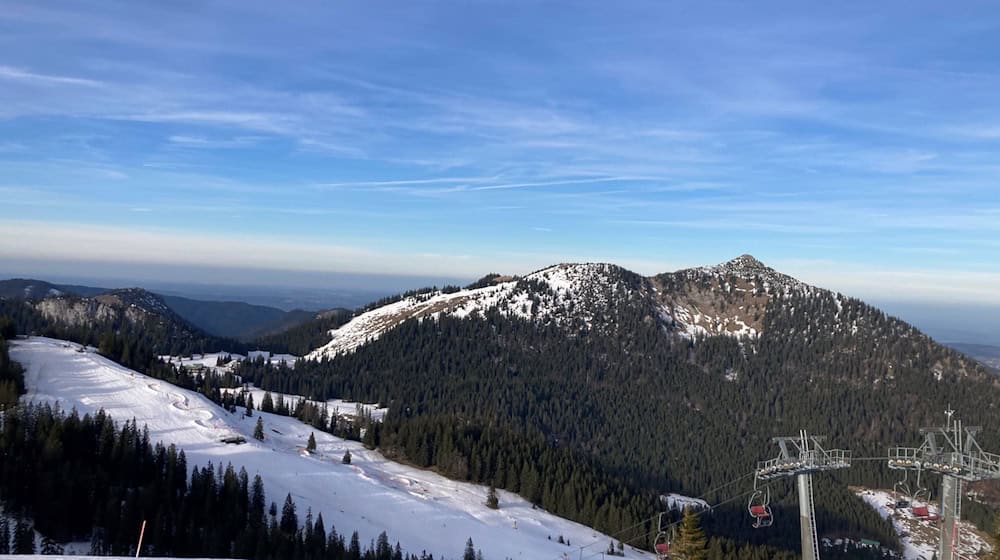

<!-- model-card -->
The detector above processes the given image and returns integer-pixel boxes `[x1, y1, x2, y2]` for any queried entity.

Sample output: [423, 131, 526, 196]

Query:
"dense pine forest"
[252, 309, 353, 355]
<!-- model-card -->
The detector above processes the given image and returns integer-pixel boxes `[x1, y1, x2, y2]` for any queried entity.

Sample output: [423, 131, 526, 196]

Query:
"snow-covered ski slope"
[11, 337, 653, 560]
[855, 488, 991, 559]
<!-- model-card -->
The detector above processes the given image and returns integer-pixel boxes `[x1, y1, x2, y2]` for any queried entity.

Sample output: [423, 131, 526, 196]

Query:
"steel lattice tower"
[755, 430, 852, 560]
[888, 409, 1000, 560]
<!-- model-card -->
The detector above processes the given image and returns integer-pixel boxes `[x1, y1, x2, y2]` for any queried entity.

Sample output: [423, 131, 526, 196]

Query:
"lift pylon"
[755, 430, 852, 560]
[888, 409, 1000, 560]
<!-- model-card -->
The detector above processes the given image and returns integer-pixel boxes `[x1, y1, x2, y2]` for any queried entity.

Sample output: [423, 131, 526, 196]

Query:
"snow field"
[855, 488, 991, 559]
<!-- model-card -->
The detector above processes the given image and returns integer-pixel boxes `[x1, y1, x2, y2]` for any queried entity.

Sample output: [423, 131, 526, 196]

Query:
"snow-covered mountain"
[306, 254, 985, 385]
[309, 255, 826, 359]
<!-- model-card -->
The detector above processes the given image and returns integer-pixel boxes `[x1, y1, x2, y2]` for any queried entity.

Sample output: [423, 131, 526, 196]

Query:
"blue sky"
[1, 1, 999, 305]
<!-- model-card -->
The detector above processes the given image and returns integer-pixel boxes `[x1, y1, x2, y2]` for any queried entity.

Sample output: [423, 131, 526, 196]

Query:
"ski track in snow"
[11, 337, 654, 560]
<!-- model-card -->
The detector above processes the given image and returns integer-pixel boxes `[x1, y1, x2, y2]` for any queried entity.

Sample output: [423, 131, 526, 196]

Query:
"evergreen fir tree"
[463, 538, 476, 560]
[486, 483, 499, 509]
[0, 518, 9, 554]
[280, 494, 298, 535]
[13, 519, 34, 554]
[349, 531, 362, 560]
[40, 535, 63, 554]
[307, 432, 317, 452]
[254, 417, 265, 440]
[671, 508, 707, 560]
[343, 450, 352, 464]
[246, 393, 255, 417]
[261, 392, 274, 413]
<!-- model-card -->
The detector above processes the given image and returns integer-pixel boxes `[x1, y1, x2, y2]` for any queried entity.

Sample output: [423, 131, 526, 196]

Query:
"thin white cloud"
[166, 135, 265, 149]
[0, 65, 105, 88]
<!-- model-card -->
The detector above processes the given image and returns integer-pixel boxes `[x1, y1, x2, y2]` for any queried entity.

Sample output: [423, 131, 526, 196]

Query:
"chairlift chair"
[893, 471, 912, 509]
[748, 481, 773, 529]
[653, 534, 670, 560]
[653, 512, 671, 560]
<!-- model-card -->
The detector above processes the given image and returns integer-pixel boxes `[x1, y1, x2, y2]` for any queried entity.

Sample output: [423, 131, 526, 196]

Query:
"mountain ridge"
[0, 278, 325, 341]
[308, 254, 842, 359]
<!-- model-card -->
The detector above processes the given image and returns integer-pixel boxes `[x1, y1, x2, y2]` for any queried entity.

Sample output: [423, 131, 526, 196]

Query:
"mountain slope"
[11, 336, 655, 560]
[307, 262, 652, 359]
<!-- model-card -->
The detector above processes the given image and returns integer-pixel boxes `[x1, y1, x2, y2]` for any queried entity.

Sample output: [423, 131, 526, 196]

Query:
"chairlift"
[893, 470, 912, 509]
[748, 479, 773, 529]
[900, 465, 928, 514]
[653, 512, 671, 560]
[910, 466, 928, 504]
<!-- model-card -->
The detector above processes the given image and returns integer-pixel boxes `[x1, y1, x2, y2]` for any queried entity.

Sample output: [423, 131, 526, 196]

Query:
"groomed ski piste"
[11, 337, 655, 560]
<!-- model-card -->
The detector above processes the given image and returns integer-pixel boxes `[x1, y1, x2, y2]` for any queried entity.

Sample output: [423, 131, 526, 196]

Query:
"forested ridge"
[234, 265, 1000, 557]
[0, 294, 246, 385]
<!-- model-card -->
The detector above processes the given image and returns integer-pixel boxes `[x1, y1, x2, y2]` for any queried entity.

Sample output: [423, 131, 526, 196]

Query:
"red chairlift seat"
[912, 505, 929, 517]
[653, 533, 671, 560]
[748, 485, 773, 529]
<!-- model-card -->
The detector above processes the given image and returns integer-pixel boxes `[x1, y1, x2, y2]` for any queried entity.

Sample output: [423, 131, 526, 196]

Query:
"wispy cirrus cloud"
[0, 65, 105, 87]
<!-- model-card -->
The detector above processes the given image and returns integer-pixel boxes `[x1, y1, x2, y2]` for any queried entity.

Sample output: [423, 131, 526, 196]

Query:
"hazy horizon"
[4, 257, 999, 347]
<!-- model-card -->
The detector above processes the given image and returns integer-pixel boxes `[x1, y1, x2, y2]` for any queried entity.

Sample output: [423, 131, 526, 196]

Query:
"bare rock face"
[35, 297, 119, 327]
[652, 254, 814, 339]
[31, 288, 182, 331]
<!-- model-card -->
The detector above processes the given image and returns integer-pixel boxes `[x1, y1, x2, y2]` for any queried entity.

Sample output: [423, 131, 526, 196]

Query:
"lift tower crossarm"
[754, 430, 851, 560]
